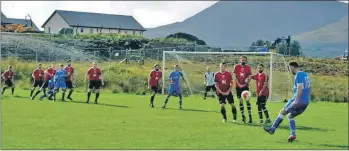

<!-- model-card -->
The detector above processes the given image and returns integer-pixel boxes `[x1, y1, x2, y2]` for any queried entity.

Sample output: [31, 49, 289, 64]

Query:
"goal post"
[162, 51, 293, 102]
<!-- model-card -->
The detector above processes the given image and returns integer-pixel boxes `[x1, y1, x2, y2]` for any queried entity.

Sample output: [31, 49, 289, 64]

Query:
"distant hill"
[145, 1, 348, 49]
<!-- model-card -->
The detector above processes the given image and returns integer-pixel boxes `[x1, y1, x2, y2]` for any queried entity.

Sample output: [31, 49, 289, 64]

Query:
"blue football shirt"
[169, 71, 183, 87]
[55, 69, 67, 83]
[292, 71, 311, 104]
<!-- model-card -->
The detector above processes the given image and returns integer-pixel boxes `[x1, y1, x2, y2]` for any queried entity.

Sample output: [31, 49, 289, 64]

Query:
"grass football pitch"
[1, 90, 348, 149]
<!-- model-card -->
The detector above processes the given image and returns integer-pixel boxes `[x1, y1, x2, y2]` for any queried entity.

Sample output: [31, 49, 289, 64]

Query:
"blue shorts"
[54, 82, 67, 89]
[48, 82, 55, 89]
[168, 84, 182, 95]
[283, 98, 308, 118]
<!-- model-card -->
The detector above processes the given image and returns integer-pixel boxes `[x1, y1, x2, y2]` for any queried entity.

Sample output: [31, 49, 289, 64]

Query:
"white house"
[41, 10, 146, 36]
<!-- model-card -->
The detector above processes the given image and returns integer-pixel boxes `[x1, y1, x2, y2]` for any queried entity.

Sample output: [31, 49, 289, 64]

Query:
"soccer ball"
[241, 90, 252, 101]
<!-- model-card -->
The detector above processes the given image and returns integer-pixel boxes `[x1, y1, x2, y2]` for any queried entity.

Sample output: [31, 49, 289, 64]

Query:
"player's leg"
[52, 86, 59, 101]
[30, 80, 37, 97]
[218, 94, 228, 122]
[242, 87, 252, 123]
[263, 98, 294, 134]
[256, 96, 264, 123]
[177, 88, 183, 109]
[203, 85, 210, 100]
[86, 81, 94, 103]
[163, 85, 174, 109]
[32, 81, 47, 100]
[150, 86, 157, 107]
[66, 81, 73, 100]
[227, 92, 237, 122]
[7, 80, 14, 95]
[1, 82, 9, 95]
[94, 81, 101, 104]
[236, 88, 246, 123]
[286, 104, 307, 142]
[261, 96, 271, 123]
[61, 83, 67, 101]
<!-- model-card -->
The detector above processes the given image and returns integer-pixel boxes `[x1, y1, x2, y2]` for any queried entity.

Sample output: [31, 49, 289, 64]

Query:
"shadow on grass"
[66, 100, 130, 108]
[164, 107, 220, 113]
[280, 141, 349, 149]
[14, 95, 28, 99]
[319, 144, 349, 149]
[233, 122, 331, 132]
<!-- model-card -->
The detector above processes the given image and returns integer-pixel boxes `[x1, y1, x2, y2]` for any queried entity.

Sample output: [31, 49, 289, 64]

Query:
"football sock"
[178, 94, 183, 107]
[67, 89, 73, 98]
[221, 107, 227, 120]
[32, 90, 41, 99]
[289, 118, 296, 136]
[1, 87, 6, 95]
[261, 103, 270, 119]
[246, 101, 252, 120]
[271, 114, 284, 131]
[87, 92, 91, 102]
[150, 95, 155, 104]
[61, 92, 65, 100]
[163, 95, 170, 105]
[203, 91, 207, 98]
[43, 89, 46, 95]
[239, 103, 245, 117]
[11, 88, 14, 95]
[232, 106, 237, 119]
[95, 93, 100, 103]
[30, 89, 34, 97]
[258, 105, 263, 120]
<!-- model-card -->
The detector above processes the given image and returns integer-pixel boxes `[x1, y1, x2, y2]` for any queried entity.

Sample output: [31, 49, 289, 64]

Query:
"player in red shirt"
[64, 59, 75, 100]
[30, 63, 44, 98]
[148, 64, 162, 108]
[249, 64, 271, 124]
[1, 66, 15, 96]
[233, 56, 253, 124]
[84, 61, 104, 104]
[215, 62, 237, 123]
[31, 62, 56, 100]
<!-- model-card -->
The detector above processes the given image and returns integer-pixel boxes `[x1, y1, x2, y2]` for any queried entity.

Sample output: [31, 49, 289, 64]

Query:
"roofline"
[69, 25, 146, 31]
[41, 10, 70, 28]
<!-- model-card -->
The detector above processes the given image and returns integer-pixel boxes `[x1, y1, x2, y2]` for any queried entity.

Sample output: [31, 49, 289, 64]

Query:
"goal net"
[162, 51, 293, 102]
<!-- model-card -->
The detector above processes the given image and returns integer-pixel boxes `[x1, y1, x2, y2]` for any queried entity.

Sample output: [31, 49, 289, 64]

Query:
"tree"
[290, 40, 301, 56]
[166, 32, 206, 45]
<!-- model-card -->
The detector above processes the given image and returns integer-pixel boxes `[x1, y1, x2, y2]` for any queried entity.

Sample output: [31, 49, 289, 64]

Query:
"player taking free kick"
[148, 64, 162, 108]
[85, 61, 104, 104]
[215, 62, 237, 123]
[162, 64, 187, 109]
[248, 64, 271, 124]
[263, 62, 311, 142]
[233, 56, 253, 124]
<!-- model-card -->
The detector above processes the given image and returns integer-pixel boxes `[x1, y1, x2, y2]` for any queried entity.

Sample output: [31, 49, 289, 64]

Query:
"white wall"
[74, 27, 143, 36]
[43, 12, 70, 34]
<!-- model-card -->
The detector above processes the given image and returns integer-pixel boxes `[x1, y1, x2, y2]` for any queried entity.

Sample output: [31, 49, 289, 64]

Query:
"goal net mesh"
[162, 51, 293, 102]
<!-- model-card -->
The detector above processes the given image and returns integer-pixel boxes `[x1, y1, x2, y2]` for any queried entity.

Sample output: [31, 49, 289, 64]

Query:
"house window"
[90, 28, 93, 34]
[80, 28, 84, 33]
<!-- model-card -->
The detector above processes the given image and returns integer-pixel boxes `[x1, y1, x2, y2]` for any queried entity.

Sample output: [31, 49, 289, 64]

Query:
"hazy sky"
[1, 1, 347, 30]
[1, 1, 217, 29]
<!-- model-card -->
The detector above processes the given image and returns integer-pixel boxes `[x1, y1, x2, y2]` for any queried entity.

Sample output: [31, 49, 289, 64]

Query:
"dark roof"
[4, 18, 40, 31]
[1, 12, 8, 23]
[42, 10, 146, 31]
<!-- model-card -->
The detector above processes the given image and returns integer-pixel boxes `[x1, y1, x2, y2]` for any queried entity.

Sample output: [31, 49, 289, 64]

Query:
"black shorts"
[66, 81, 73, 89]
[218, 92, 234, 104]
[236, 87, 249, 99]
[41, 80, 49, 89]
[4, 80, 13, 87]
[33, 80, 43, 87]
[151, 86, 158, 93]
[89, 80, 102, 89]
[205, 85, 216, 92]
[256, 96, 268, 105]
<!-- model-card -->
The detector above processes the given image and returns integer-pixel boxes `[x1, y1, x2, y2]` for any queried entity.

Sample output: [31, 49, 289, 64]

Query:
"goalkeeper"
[203, 66, 216, 100]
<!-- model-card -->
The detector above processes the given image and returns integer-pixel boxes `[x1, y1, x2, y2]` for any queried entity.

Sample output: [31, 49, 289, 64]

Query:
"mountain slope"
[145, 1, 348, 47]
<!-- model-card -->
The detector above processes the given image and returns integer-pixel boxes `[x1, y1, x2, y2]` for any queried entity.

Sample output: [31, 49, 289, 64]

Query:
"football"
[241, 90, 252, 101]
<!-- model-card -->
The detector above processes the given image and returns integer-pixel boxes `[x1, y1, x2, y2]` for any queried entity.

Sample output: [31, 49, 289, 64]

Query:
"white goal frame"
[162, 51, 291, 102]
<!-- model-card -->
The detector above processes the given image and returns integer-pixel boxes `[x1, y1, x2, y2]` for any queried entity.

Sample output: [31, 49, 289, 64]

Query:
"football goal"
[162, 51, 293, 102]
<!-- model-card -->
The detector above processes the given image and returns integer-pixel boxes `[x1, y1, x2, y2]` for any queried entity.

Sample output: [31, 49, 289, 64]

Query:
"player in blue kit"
[162, 64, 187, 109]
[39, 76, 55, 101]
[53, 64, 68, 101]
[263, 62, 311, 142]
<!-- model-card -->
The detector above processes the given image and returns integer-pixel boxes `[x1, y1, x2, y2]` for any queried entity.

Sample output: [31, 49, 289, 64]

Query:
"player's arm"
[1, 71, 6, 80]
[84, 70, 89, 83]
[11, 72, 15, 86]
[204, 74, 207, 85]
[148, 71, 152, 88]
[294, 74, 304, 105]
[214, 73, 223, 94]
[32, 70, 36, 79]
[158, 73, 163, 87]
[244, 67, 253, 84]
[181, 72, 188, 85]
[168, 72, 173, 83]
[232, 65, 241, 86]
[259, 75, 269, 96]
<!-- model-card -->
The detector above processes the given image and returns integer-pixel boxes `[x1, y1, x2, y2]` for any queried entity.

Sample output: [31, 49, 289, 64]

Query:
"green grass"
[1, 90, 348, 149]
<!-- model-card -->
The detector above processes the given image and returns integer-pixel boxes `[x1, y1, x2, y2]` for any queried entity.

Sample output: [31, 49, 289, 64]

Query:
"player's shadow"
[164, 107, 220, 113]
[285, 141, 349, 149]
[69, 101, 130, 108]
[14, 95, 29, 99]
[233, 122, 330, 132]
[319, 144, 349, 149]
